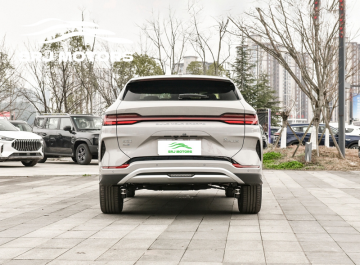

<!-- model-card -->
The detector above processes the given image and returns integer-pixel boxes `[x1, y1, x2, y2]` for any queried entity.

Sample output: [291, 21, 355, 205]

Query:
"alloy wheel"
[77, 147, 86, 161]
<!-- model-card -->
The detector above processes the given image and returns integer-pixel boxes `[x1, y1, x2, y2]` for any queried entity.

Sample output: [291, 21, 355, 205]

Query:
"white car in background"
[0, 119, 44, 167]
[330, 123, 360, 136]
[344, 125, 360, 136]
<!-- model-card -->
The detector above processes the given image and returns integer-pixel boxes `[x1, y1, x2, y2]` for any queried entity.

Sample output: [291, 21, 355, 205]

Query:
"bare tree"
[140, 8, 188, 74]
[0, 37, 21, 116]
[187, 3, 231, 76]
[229, 0, 345, 157]
[188, 4, 209, 74]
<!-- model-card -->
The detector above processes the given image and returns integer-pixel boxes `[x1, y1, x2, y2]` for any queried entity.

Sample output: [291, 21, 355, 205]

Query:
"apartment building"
[174, 56, 212, 74]
[246, 37, 310, 124]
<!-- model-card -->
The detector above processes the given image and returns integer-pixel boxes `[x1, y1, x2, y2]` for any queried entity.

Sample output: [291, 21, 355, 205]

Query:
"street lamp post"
[338, 0, 346, 157]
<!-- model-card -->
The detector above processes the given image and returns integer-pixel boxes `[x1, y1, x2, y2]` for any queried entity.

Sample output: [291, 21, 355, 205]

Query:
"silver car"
[99, 75, 263, 214]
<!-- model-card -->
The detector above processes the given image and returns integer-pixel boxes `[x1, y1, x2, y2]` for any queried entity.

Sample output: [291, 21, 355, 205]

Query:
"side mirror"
[63, 126, 72, 132]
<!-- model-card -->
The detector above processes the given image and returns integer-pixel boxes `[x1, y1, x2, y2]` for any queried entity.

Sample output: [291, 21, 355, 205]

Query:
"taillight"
[103, 114, 117, 126]
[103, 113, 258, 125]
[274, 132, 280, 136]
[232, 163, 260, 168]
[102, 164, 129, 169]
[244, 114, 258, 125]
[222, 114, 258, 125]
[103, 114, 140, 126]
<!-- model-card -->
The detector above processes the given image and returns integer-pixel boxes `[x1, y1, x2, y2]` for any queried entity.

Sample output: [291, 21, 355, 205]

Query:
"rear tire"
[76, 144, 92, 165]
[21, 160, 38, 167]
[127, 190, 135, 197]
[225, 188, 234, 197]
[289, 141, 299, 146]
[349, 144, 358, 149]
[38, 156, 47, 163]
[238, 185, 262, 214]
[99, 185, 124, 214]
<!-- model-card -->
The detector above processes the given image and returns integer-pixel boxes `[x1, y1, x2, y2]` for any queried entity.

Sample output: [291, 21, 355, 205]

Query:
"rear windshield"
[13, 123, 32, 132]
[122, 80, 239, 101]
[72, 116, 102, 130]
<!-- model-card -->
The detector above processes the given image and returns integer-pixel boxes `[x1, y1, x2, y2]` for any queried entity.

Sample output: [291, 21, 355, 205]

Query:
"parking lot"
[0, 159, 98, 177]
[0, 163, 360, 264]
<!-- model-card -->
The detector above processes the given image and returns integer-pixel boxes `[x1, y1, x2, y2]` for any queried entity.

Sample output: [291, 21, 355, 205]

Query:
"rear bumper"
[99, 160, 262, 186]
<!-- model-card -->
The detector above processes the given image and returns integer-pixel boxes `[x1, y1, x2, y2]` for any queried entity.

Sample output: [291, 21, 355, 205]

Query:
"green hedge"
[263, 151, 303, 170]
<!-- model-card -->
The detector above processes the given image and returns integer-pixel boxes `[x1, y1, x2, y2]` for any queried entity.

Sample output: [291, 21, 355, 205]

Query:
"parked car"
[330, 124, 360, 136]
[99, 75, 263, 214]
[260, 125, 268, 149]
[10, 120, 32, 132]
[274, 123, 360, 149]
[32, 114, 102, 165]
[0, 119, 43, 166]
[270, 126, 280, 144]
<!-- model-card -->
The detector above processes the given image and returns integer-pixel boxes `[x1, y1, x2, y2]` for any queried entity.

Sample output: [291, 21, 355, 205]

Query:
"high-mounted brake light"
[103, 113, 258, 126]
[102, 164, 129, 169]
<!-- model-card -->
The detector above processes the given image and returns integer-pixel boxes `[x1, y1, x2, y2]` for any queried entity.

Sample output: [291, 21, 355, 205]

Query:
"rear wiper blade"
[178, 93, 209, 99]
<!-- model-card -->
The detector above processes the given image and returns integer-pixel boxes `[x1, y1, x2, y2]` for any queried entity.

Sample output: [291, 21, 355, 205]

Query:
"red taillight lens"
[103, 113, 258, 125]
[103, 114, 117, 126]
[232, 163, 260, 168]
[274, 132, 279, 136]
[104, 114, 140, 126]
[222, 114, 258, 125]
[102, 164, 129, 169]
[244, 114, 258, 125]
[222, 114, 245, 124]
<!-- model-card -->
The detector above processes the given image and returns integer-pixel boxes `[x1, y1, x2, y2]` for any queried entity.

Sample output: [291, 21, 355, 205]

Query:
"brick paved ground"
[0, 170, 360, 264]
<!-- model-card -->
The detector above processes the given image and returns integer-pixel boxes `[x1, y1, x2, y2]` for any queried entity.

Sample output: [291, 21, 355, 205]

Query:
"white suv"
[0, 119, 44, 166]
[99, 76, 263, 214]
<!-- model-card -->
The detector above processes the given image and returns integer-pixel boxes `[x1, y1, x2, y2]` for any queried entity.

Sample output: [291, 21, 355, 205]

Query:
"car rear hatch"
[105, 78, 256, 159]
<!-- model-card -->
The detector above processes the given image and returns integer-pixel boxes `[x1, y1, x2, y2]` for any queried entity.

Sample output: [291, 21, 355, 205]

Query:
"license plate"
[158, 140, 201, 155]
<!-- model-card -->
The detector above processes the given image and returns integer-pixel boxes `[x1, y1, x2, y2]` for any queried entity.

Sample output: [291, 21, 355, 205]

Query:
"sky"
[0, 0, 251, 53]
[0, 0, 360, 56]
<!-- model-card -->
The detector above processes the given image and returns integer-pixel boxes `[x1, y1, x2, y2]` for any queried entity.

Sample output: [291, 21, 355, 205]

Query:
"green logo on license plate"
[168, 142, 192, 153]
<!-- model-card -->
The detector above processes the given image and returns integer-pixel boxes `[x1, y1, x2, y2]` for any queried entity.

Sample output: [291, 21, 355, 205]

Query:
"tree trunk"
[322, 106, 345, 159]
[312, 104, 322, 156]
[272, 112, 288, 149]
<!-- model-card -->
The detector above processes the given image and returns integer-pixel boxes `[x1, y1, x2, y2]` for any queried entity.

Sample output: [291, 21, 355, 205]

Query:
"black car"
[274, 123, 360, 149]
[10, 120, 32, 132]
[32, 114, 102, 165]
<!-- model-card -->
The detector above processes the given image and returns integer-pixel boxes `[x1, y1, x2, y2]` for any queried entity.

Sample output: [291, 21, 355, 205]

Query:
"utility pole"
[338, 0, 346, 157]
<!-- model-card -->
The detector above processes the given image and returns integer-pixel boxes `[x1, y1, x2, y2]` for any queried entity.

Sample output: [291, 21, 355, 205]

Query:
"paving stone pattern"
[0, 170, 360, 264]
